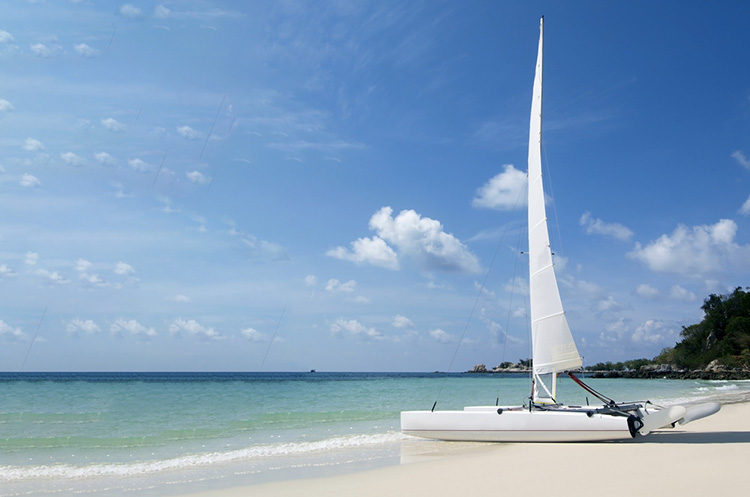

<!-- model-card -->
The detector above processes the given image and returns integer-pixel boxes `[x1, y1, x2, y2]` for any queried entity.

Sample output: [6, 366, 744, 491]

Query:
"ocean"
[2, 372, 749, 496]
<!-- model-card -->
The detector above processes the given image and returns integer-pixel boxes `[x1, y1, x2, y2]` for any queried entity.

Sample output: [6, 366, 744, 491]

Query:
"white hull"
[401, 406, 636, 442]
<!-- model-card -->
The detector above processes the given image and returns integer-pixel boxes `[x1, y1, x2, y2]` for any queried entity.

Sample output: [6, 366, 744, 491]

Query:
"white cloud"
[326, 278, 356, 292]
[392, 314, 414, 329]
[472, 165, 527, 210]
[0, 320, 25, 340]
[597, 295, 624, 312]
[111, 319, 156, 337]
[370, 207, 481, 273]
[635, 284, 658, 298]
[119, 4, 144, 20]
[0, 99, 13, 112]
[0, 30, 14, 43]
[61, 152, 84, 166]
[169, 318, 223, 340]
[327, 236, 399, 270]
[429, 328, 453, 343]
[114, 261, 135, 276]
[241, 327, 268, 342]
[580, 212, 633, 241]
[669, 285, 696, 302]
[0, 264, 16, 277]
[154, 5, 171, 18]
[36, 268, 67, 284]
[629, 219, 750, 279]
[23, 137, 44, 151]
[731, 150, 750, 169]
[74, 43, 99, 57]
[101, 117, 125, 132]
[739, 195, 750, 216]
[631, 319, 675, 344]
[24, 252, 39, 265]
[20, 173, 41, 187]
[67, 319, 101, 336]
[177, 125, 201, 140]
[30, 43, 60, 58]
[330, 318, 384, 340]
[304, 274, 318, 287]
[128, 158, 151, 172]
[186, 171, 209, 184]
[95, 152, 116, 166]
[329, 207, 480, 274]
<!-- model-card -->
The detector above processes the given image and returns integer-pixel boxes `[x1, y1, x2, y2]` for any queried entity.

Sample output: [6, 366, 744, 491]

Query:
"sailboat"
[400, 17, 720, 442]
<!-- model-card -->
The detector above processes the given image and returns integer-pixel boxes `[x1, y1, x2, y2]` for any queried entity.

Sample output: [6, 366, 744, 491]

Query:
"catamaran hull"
[401, 407, 637, 442]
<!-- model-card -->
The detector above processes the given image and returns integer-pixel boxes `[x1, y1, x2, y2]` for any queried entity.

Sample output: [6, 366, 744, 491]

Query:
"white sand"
[183, 402, 750, 497]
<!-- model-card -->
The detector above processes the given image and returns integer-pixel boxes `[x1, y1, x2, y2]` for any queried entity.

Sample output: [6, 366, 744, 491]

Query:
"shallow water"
[1, 372, 748, 496]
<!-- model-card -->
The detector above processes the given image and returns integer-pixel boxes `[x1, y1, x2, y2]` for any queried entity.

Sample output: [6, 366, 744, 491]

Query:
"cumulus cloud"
[304, 274, 318, 287]
[392, 314, 414, 329]
[472, 165, 527, 210]
[635, 284, 659, 298]
[74, 43, 99, 57]
[731, 150, 750, 169]
[36, 268, 67, 284]
[670, 285, 696, 302]
[23, 137, 44, 151]
[119, 4, 145, 20]
[580, 212, 633, 241]
[111, 319, 156, 337]
[328, 207, 480, 274]
[631, 319, 676, 344]
[330, 318, 384, 340]
[429, 328, 454, 343]
[739, 195, 750, 216]
[95, 152, 116, 166]
[241, 327, 268, 342]
[326, 279, 356, 292]
[114, 261, 135, 276]
[0, 99, 13, 112]
[61, 152, 84, 166]
[186, 171, 209, 184]
[326, 236, 399, 270]
[169, 318, 223, 340]
[67, 319, 101, 336]
[101, 117, 125, 132]
[20, 173, 41, 187]
[177, 125, 201, 140]
[628, 219, 750, 279]
[24, 252, 39, 265]
[128, 158, 151, 172]
[0, 30, 14, 43]
[0, 320, 25, 340]
[30, 43, 60, 58]
[0, 264, 16, 277]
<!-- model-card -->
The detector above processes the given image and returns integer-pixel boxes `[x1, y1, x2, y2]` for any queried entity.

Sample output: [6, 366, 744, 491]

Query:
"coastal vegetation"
[471, 287, 750, 379]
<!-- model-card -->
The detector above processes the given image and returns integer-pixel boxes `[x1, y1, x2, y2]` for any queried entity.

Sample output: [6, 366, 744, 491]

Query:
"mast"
[527, 17, 582, 403]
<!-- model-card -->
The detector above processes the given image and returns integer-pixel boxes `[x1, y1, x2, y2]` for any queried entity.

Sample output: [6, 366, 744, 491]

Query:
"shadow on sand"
[632, 430, 750, 444]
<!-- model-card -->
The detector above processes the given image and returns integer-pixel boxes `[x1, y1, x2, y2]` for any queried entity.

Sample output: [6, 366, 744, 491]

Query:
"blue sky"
[1, 1, 750, 372]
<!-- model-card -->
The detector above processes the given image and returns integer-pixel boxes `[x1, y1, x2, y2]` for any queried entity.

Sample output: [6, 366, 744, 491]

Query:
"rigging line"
[260, 305, 287, 369]
[21, 307, 47, 370]
[433, 182, 526, 408]
[541, 140, 566, 259]
[200, 94, 226, 159]
[152, 150, 168, 187]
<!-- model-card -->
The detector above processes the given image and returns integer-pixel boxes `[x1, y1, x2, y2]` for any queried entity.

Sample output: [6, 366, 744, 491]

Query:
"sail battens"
[531, 310, 565, 324]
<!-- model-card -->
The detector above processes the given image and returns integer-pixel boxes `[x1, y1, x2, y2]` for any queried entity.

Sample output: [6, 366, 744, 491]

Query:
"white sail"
[527, 17, 582, 395]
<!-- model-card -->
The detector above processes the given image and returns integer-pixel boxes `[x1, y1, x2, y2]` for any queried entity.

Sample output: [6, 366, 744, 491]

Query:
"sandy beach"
[182, 401, 750, 497]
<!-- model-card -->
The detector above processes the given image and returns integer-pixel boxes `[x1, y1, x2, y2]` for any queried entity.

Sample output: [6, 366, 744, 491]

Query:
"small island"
[468, 287, 750, 380]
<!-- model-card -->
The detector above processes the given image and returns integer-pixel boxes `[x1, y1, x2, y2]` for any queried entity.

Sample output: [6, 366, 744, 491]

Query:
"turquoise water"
[1, 372, 749, 496]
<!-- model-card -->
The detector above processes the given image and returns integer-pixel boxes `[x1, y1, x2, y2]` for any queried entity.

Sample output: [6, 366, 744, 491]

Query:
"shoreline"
[180, 400, 750, 497]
